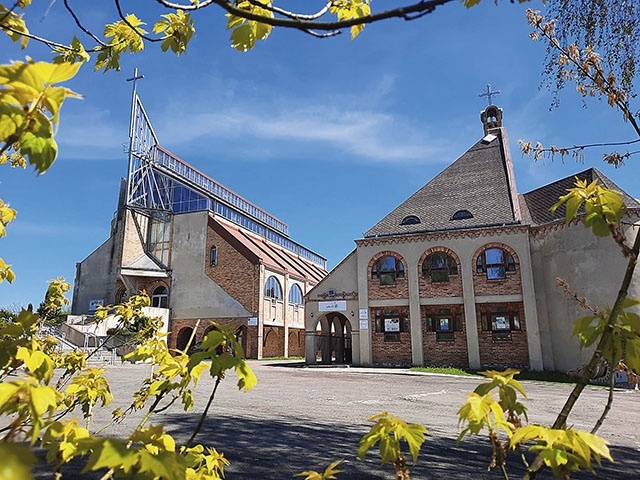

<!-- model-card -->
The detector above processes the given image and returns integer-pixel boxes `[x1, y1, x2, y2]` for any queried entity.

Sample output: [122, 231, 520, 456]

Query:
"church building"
[71, 94, 326, 358]
[305, 104, 640, 372]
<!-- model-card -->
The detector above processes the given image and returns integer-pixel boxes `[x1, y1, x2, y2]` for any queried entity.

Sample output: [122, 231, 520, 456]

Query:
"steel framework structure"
[124, 89, 326, 268]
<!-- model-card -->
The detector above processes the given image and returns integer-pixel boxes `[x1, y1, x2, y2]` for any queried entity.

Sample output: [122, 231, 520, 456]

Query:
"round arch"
[175, 327, 193, 352]
[313, 313, 352, 365]
[473, 242, 520, 279]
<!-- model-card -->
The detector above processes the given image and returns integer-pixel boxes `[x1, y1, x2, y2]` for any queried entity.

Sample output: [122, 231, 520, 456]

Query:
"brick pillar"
[283, 273, 289, 358]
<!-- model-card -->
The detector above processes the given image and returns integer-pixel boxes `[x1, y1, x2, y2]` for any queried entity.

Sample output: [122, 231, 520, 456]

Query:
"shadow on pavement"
[159, 412, 640, 480]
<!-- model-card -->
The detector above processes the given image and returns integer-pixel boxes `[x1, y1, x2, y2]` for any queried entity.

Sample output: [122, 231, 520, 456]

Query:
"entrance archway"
[314, 313, 352, 365]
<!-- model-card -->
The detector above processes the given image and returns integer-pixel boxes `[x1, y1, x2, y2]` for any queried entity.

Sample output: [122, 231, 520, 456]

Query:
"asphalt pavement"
[34, 360, 640, 479]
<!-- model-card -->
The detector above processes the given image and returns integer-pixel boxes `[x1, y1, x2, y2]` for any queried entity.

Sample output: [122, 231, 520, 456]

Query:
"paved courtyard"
[40, 361, 640, 479]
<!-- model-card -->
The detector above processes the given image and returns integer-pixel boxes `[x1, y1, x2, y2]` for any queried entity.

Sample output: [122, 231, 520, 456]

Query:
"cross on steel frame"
[125, 70, 172, 211]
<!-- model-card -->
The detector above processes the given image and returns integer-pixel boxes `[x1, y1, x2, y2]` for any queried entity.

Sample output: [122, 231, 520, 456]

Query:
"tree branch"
[245, 0, 333, 21]
[114, 0, 161, 43]
[591, 372, 615, 435]
[63, 0, 108, 47]
[187, 375, 222, 447]
[154, 0, 455, 32]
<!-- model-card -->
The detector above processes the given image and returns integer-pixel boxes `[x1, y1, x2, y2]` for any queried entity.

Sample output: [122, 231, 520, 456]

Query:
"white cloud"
[155, 90, 448, 164]
[56, 107, 125, 160]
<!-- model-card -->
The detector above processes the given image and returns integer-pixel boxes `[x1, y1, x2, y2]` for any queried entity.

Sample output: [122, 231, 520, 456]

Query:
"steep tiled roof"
[365, 130, 519, 237]
[521, 168, 640, 226]
[209, 216, 326, 283]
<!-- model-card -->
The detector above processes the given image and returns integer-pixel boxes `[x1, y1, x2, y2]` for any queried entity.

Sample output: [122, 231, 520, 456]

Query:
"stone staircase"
[41, 324, 119, 366]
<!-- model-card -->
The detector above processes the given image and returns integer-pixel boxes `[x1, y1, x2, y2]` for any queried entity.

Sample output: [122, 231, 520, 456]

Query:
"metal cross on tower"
[479, 84, 501, 106]
[124, 69, 169, 211]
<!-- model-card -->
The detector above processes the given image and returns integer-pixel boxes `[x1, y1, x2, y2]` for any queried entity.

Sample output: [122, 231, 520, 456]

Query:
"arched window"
[422, 252, 458, 283]
[476, 248, 516, 280]
[451, 210, 473, 220]
[264, 276, 283, 299]
[288, 284, 303, 305]
[371, 255, 405, 286]
[151, 286, 168, 308]
[401, 215, 421, 225]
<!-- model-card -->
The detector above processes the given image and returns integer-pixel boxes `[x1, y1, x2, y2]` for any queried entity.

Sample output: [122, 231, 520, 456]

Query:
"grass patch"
[410, 367, 578, 384]
[259, 356, 304, 361]
[410, 366, 477, 377]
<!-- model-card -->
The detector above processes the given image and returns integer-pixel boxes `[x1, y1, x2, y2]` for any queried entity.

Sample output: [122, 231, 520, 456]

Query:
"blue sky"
[1, 1, 638, 308]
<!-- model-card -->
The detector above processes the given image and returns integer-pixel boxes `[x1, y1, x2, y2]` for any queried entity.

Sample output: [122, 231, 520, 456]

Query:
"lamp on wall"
[350, 311, 354, 317]
[310, 312, 314, 318]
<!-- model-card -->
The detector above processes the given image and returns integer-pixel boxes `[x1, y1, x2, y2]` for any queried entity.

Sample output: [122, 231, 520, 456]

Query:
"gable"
[365, 130, 519, 237]
[521, 167, 640, 226]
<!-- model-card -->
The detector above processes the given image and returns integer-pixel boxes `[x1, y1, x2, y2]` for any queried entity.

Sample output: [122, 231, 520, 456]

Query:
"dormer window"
[401, 215, 421, 226]
[451, 210, 473, 220]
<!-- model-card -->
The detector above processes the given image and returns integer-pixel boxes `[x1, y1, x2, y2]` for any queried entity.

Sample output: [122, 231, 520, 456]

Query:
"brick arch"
[148, 280, 170, 309]
[367, 250, 408, 275]
[472, 242, 519, 267]
[418, 246, 462, 273]
[142, 279, 170, 304]
[288, 330, 304, 357]
[203, 323, 219, 337]
[175, 327, 193, 352]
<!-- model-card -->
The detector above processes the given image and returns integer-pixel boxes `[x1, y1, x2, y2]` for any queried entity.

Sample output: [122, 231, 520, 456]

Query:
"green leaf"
[235, 358, 257, 391]
[622, 297, 640, 309]
[564, 194, 583, 222]
[573, 315, 596, 338]
[296, 460, 343, 479]
[30, 384, 59, 416]
[0, 443, 36, 480]
[624, 337, 640, 372]
[403, 422, 428, 463]
[229, 23, 255, 52]
[82, 438, 136, 472]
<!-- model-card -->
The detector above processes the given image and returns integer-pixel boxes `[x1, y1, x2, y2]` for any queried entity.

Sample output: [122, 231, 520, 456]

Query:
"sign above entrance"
[318, 300, 347, 312]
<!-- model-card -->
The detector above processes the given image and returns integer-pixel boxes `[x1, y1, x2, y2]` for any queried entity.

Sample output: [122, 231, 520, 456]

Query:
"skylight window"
[451, 210, 473, 220]
[401, 215, 421, 225]
[481, 133, 497, 144]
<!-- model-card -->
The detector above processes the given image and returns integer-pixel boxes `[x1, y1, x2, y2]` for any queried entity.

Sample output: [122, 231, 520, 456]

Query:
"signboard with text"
[318, 300, 347, 312]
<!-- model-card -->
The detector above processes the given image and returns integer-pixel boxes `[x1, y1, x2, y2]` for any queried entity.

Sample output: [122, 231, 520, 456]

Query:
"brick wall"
[169, 317, 253, 356]
[121, 210, 147, 266]
[263, 326, 285, 357]
[371, 332, 412, 366]
[367, 251, 409, 301]
[205, 227, 260, 314]
[139, 279, 169, 300]
[421, 305, 468, 367]
[473, 243, 523, 296]
[287, 329, 305, 357]
[418, 247, 463, 298]
[476, 302, 529, 368]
